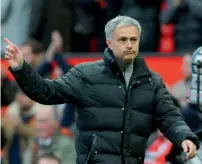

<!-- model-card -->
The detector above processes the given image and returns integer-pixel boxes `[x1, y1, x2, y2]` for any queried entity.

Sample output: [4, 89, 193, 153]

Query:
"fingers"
[5, 50, 15, 60]
[4, 38, 21, 55]
[183, 141, 197, 160]
[4, 38, 20, 53]
[4, 37, 14, 47]
[4, 38, 19, 57]
[182, 142, 188, 153]
[186, 146, 196, 159]
[4, 43, 17, 61]
[5, 45, 15, 59]
[13, 44, 21, 53]
[6, 45, 15, 53]
[5, 54, 11, 60]
[5, 50, 14, 58]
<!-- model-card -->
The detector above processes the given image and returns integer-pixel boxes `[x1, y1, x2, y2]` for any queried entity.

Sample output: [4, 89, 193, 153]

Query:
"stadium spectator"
[2, 86, 40, 164]
[23, 105, 76, 164]
[171, 53, 192, 108]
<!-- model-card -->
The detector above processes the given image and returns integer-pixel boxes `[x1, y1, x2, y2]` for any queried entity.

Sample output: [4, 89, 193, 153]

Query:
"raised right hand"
[4, 37, 24, 69]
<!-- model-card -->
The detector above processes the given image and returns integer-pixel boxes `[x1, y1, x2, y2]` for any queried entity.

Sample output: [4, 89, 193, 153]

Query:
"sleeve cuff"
[184, 136, 200, 150]
[9, 61, 24, 71]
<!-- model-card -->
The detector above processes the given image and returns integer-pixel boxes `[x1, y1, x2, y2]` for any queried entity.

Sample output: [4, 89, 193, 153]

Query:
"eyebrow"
[118, 37, 138, 40]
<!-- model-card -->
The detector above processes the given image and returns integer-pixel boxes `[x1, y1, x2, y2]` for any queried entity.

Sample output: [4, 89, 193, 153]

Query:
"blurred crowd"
[1, 0, 202, 54]
[1, 0, 202, 164]
[1, 31, 77, 164]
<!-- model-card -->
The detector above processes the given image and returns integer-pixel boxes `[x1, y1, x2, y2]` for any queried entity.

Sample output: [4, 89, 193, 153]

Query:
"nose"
[126, 40, 132, 49]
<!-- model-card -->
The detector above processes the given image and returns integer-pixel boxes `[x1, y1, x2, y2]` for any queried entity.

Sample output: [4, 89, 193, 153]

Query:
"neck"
[115, 57, 134, 72]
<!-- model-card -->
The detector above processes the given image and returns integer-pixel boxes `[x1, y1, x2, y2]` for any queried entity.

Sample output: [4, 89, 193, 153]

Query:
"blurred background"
[1, 0, 202, 164]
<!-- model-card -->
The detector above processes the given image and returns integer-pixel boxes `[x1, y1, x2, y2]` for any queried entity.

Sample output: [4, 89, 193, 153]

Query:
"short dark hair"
[38, 153, 61, 164]
[21, 40, 44, 54]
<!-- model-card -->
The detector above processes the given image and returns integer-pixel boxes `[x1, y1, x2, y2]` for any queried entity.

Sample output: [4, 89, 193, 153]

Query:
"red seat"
[159, 37, 174, 53]
[159, 23, 175, 53]
[161, 24, 174, 36]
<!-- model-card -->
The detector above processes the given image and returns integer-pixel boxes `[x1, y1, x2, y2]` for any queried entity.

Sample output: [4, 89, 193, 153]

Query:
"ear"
[106, 39, 112, 50]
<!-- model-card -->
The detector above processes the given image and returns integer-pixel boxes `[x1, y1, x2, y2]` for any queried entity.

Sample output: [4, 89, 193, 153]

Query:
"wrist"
[10, 60, 24, 71]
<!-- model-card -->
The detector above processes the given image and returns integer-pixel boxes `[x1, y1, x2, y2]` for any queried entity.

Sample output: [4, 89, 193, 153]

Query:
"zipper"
[120, 82, 127, 164]
[120, 74, 151, 163]
[119, 65, 151, 163]
[120, 64, 128, 164]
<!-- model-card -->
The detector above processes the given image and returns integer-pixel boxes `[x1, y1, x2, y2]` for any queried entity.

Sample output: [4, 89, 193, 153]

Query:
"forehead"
[113, 25, 139, 38]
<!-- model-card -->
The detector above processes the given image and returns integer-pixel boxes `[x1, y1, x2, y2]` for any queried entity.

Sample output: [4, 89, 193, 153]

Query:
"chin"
[124, 58, 133, 64]
[123, 56, 135, 63]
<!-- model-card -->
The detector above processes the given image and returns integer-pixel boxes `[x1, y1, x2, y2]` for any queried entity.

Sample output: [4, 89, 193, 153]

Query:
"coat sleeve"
[154, 76, 200, 149]
[9, 61, 84, 105]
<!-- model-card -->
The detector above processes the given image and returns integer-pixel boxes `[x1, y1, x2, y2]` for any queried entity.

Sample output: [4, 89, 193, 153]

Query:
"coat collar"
[103, 48, 151, 78]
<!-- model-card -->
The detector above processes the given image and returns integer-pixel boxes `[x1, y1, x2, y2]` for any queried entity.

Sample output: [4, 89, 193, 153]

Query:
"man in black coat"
[4, 16, 200, 164]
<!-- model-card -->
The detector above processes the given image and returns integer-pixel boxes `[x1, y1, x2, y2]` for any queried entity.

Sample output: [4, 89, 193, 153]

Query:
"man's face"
[39, 158, 59, 164]
[35, 110, 57, 139]
[106, 25, 140, 63]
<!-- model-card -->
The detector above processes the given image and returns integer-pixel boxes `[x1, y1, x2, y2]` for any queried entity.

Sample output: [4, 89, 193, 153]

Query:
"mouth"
[124, 51, 135, 55]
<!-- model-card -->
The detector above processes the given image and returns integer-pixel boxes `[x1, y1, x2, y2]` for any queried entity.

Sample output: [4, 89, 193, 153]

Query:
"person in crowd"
[171, 53, 192, 108]
[2, 86, 40, 164]
[23, 105, 76, 164]
[19, 39, 45, 68]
